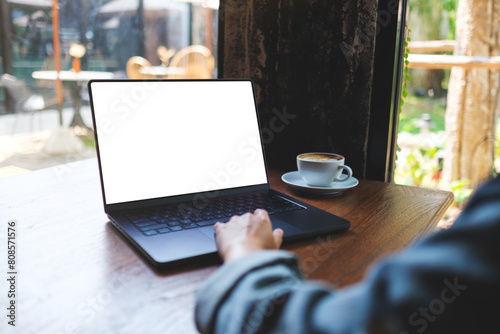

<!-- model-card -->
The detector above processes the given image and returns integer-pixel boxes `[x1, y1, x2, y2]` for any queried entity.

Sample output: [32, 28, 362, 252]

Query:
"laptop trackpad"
[199, 226, 216, 241]
[271, 218, 302, 236]
[198, 218, 301, 241]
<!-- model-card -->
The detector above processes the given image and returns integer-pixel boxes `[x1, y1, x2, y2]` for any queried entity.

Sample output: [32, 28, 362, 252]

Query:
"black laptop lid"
[89, 79, 268, 208]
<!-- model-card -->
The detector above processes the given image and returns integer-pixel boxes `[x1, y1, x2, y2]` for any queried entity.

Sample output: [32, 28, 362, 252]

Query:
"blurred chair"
[157, 46, 176, 66]
[126, 56, 154, 79]
[169, 45, 215, 79]
[36, 54, 70, 88]
[1, 73, 58, 134]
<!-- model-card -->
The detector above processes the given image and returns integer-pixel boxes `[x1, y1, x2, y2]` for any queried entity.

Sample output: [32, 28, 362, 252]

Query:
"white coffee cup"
[297, 152, 353, 187]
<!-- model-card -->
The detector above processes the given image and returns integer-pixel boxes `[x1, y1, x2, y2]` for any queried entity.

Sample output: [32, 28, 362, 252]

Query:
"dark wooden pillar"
[137, 0, 145, 57]
[219, 0, 379, 179]
[0, 0, 14, 113]
[366, 0, 408, 182]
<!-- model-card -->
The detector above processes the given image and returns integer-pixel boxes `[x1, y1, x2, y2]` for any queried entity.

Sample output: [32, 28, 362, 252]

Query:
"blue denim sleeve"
[195, 177, 500, 334]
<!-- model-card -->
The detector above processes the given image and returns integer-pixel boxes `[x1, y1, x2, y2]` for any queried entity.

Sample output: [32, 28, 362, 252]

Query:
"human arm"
[195, 178, 500, 333]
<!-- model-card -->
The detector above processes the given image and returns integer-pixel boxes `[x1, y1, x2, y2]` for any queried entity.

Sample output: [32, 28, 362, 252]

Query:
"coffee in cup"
[297, 153, 352, 187]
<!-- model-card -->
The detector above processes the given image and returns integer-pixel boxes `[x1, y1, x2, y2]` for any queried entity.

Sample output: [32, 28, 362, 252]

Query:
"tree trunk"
[442, 0, 500, 189]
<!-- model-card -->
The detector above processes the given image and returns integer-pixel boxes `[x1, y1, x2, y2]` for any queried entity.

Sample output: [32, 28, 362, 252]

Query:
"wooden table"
[32, 70, 115, 129]
[0, 159, 453, 333]
[138, 66, 186, 78]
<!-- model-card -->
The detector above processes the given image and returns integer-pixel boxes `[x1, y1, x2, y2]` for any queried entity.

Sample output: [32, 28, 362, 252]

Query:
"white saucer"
[281, 171, 359, 195]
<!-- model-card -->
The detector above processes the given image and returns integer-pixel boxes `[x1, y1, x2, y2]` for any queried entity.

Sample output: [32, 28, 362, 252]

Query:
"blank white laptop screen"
[90, 80, 268, 205]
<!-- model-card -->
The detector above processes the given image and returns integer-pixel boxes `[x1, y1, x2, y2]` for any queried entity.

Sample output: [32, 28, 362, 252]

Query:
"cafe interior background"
[1, 0, 499, 227]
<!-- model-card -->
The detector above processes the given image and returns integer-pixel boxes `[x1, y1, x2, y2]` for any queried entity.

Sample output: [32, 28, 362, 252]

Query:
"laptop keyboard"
[122, 192, 305, 236]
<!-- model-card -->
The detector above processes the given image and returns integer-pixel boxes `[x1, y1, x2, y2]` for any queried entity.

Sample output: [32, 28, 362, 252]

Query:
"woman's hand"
[214, 209, 284, 263]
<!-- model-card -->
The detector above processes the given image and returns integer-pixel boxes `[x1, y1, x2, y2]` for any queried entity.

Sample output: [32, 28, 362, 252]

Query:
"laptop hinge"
[105, 183, 270, 213]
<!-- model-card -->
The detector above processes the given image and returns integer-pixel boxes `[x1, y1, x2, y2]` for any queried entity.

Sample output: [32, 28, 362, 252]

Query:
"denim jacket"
[195, 177, 500, 334]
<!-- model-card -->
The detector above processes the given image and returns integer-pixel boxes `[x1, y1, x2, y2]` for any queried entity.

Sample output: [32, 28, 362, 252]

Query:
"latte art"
[298, 153, 342, 162]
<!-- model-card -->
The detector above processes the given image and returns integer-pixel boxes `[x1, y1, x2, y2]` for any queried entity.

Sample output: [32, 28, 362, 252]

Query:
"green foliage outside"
[442, 0, 458, 40]
[450, 179, 473, 205]
[397, 0, 480, 209]
[80, 134, 96, 149]
[396, 91, 500, 206]
[399, 95, 446, 134]
[409, 0, 458, 40]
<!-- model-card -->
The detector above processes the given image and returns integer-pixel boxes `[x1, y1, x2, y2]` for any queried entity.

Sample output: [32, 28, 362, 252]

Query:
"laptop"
[88, 79, 350, 267]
